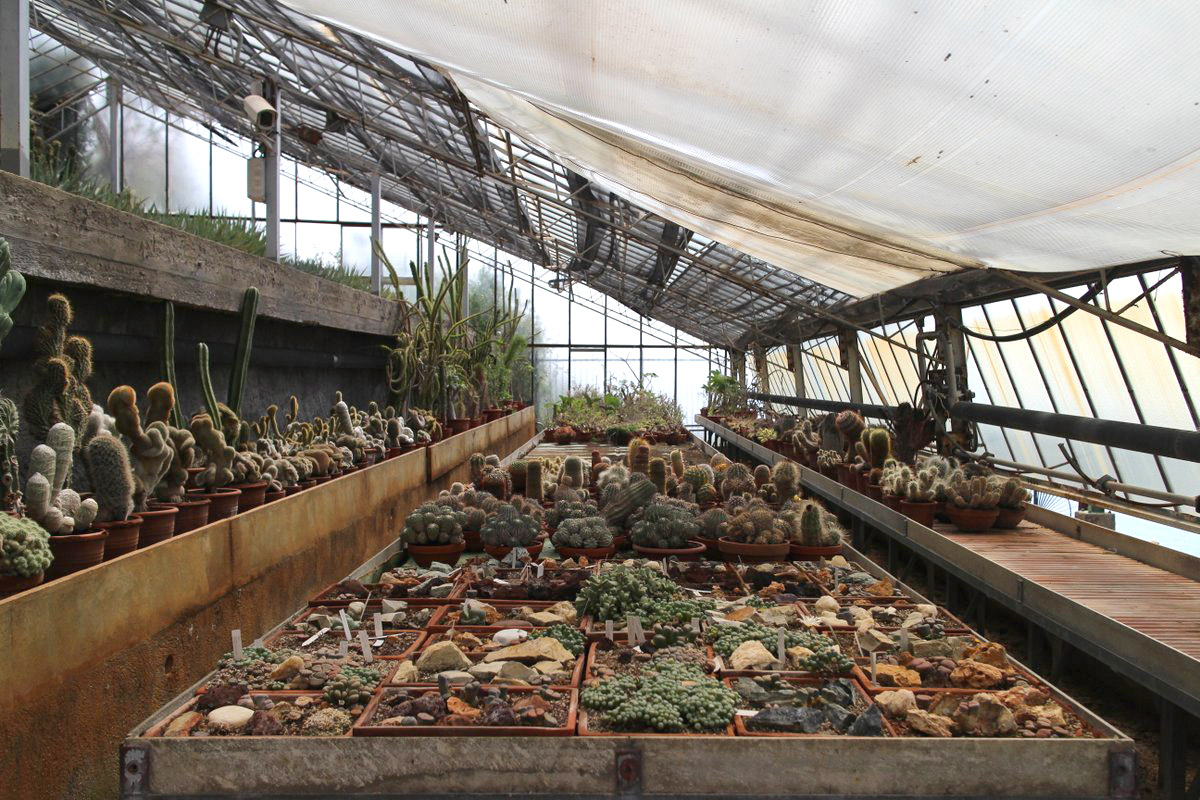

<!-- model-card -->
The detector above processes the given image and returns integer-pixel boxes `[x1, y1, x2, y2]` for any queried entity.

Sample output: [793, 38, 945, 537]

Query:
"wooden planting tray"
[725, 676, 898, 738]
[354, 686, 577, 737]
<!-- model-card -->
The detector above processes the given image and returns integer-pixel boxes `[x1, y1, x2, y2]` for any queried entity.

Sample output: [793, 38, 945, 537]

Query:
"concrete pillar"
[106, 79, 122, 191]
[840, 329, 863, 404]
[0, 0, 30, 177]
[788, 344, 805, 400]
[370, 172, 382, 295]
[264, 84, 281, 262]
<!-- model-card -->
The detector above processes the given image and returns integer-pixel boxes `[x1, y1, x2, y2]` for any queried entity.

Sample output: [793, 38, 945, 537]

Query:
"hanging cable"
[954, 283, 1103, 342]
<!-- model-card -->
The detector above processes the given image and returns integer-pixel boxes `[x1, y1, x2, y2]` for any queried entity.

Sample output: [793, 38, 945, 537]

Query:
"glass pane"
[167, 117, 209, 212]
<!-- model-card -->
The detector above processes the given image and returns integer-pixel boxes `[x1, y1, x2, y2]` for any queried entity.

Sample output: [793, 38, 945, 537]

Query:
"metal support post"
[788, 344, 806, 402]
[106, 78, 122, 191]
[0, 0, 30, 177]
[369, 172, 382, 295]
[840, 329, 863, 404]
[263, 82, 281, 261]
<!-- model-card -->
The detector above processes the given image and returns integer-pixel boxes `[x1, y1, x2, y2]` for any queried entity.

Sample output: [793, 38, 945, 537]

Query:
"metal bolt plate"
[615, 746, 642, 796]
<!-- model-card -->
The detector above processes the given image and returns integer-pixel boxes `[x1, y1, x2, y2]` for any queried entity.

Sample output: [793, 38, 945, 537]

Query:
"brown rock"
[164, 711, 204, 737]
[269, 655, 305, 681]
[949, 659, 1004, 689]
[875, 664, 922, 688]
[906, 709, 955, 737]
[446, 697, 482, 719]
[953, 693, 1017, 737]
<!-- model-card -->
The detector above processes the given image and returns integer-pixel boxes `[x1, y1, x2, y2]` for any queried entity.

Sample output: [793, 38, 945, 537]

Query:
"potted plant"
[631, 500, 706, 560]
[152, 421, 207, 532]
[944, 475, 1002, 531]
[993, 477, 1030, 529]
[753, 427, 779, 451]
[185, 409, 241, 521]
[785, 501, 844, 558]
[26, 426, 102, 578]
[82, 428, 140, 561]
[105, 383, 180, 546]
[480, 502, 544, 560]
[898, 467, 938, 527]
[400, 501, 466, 567]
[718, 505, 791, 562]
[551, 515, 616, 560]
[0, 514, 54, 597]
[701, 370, 742, 422]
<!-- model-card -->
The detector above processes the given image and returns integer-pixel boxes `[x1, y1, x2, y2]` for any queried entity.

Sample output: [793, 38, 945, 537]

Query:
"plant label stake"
[870, 651, 878, 684]
[535, 560, 544, 578]
[776, 629, 786, 663]
[357, 630, 374, 663]
[302, 627, 329, 647]
[690, 617, 701, 633]
[231, 629, 243, 660]
[339, 610, 352, 640]
[898, 628, 911, 653]
[373, 613, 384, 639]
[338, 639, 349, 657]
[626, 615, 637, 646]
[604, 619, 614, 641]
[504, 548, 521, 567]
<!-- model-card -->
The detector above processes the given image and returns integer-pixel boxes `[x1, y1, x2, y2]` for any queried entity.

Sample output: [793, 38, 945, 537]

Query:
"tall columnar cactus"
[561, 456, 585, 489]
[720, 462, 755, 500]
[196, 343, 223, 432]
[0, 237, 27, 353]
[189, 413, 234, 490]
[160, 301, 184, 428]
[648, 457, 668, 494]
[0, 397, 19, 511]
[630, 443, 650, 476]
[670, 449, 685, 480]
[602, 475, 656, 528]
[227, 287, 259, 417]
[83, 433, 135, 523]
[25, 293, 93, 444]
[524, 460, 544, 502]
[861, 427, 893, 484]
[626, 437, 650, 472]
[753, 464, 771, 488]
[509, 459, 529, 493]
[25, 423, 97, 533]
[770, 460, 799, 503]
[108, 385, 174, 511]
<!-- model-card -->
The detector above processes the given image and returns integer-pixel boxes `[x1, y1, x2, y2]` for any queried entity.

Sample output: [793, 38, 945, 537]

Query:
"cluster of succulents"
[574, 564, 681, 621]
[642, 596, 714, 626]
[725, 507, 788, 545]
[945, 474, 1002, 510]
[0, 515, 53, 577]
[400, 502, 466, 545]
[995, 476, 1029, 509]
[696, 507, 730, 540]
[479, 503, 541, 548]
[630, 500, 700, 549]
[531, 623, 585, 656]
[796, 648, 856, 676]
[581, 660, 736, 732]
[544, 497, 599, 530]
[322, 666, 380, 707]
[707, 622, 830, 659]
[551, 516, 614, 549]
[778, 501, 843, 547]
[816, 449, 841, 468]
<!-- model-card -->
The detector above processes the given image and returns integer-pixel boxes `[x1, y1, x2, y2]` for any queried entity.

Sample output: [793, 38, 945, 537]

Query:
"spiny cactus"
[108, 385, 174, 511]
[770, 460, 799, 502]
[478, 466, 512, 501]
[720, 462, 755, 500]
[710, 452, 730, 468]
[0, 514, 52, 577]
[552, 516, 614, 549]
[627, 437, 650, 472]
[862, 427, 892, 484]
[697, 507, 730, 540]
[753, 464, 771, 488]
[189, 413, 235, 490]
[834, 410, 866, 453]
[83, 433, 135, 523]
[630, 500, 699, 549]
[481, 503, 541, 548]
[726, 507, 787, 545]
[696, 483, 720, 504]
[561, 456, 586, 489]
[945, 474, 1001, 510]
[649, 457, 668, 494]
[602, 475, 657, 528]
[682, 464, 713, 494]
[227, 287, 259, 417]
[994, 476, 1028, 509]
[509, 459, 528, 493]
[670, 449, 685, 479]
[468, 452, 487, 485]
[0, 397, 19, 511]
[401, 501, 465, 545]
[816, 449, 841, 468]
[597, 463, 630, 494]
[903, 467, 938, 503]
[757, 482, 780, 504]
[524, 460, 543, 502]
[24, 423, 97, 533]
[25, 293, 93, 444]
[795, 503, 841, 547]
[545, 497, 599, 529]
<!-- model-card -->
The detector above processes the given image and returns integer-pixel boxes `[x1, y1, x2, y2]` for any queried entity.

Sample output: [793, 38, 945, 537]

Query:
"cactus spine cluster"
[719, 462, 755, 500]
[480, 503, 540, 548]
[25, 293, 93, 444]
[670, 449, 685, 479]
[648, 457, 668, 494]
[602, 475, 656, 528]
[25, 422, 98, 533]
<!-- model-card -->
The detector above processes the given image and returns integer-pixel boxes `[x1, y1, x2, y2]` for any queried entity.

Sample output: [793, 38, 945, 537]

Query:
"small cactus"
[753, 464, 771, 488]
[648, 457, 668, 494]
[945, 474, 1001, 510]
[629, 500, 699, 549]
[629, 442, 651, 475]
[670, 450, 685, 479]
[468, 452, 487, 485]
[525, 460, 544, 502]
[480, 503, 540, 548]
[478, 467, 512, 501]
[561, 456, 586, 489]
[770, 460, 800, 502]
[720, 463, 755, 500]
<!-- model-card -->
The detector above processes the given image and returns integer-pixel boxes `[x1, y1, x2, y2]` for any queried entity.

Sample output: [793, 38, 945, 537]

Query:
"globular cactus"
[401, 502, 465, 545]
[597, 464, 630, 494]
[757, 482, 780, 504]
[697, 507, 730, 540]
[816, 449, 841, 468]
[726, 507, 787, 545]
[83, 433, 135, 523]
[602, 475, 657, 528]
[710, 452, 730, 468]
[753, 464, 771, 488]
[485, 454, 500, 468]
[524, 460, 543, 502]
[682, 464, 713, 494]
[509, 494, 545, 524]
[629, 442, 650, 475]
[480, 503, 541, 548]
[945, 474, 1000, 510]
[649, 458, 668, 494]
[770, 460, 799, 502]
[720, 463, 755, 500]
[834, 410, 866, 452]
[468, 452, 487, 486]
[0, 514, 52, 577]
[551, 516, 614, 549]
[545, 497, 599, 529]
[669, 449, 685, 479]
[994, 476, 1028, 509]
[25, 293, 93, 444]
[478, 467, 512, 501]
[189, 413, 235, 489]
[696, 483, 720, 505]
[629, 500, 699, 549]
[561, 456, 586, 489]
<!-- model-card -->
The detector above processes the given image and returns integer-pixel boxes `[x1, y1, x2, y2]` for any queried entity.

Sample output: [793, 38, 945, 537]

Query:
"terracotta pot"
[99, 515, 143, 561]
[899, 500, 937, 528]
[187, 487, 241, 521]
[233, 480, 270, 512]
[555, 544, 617, 560]
[312, 474, 334, 485]
[471, 416, 483, 428]
[632, 539, 707, 561]
[407, 540, 466, 569]
[611, 533, 630, 550]
[866, 483, 883, 502]
[994, 505, 1026, 529]
[0, 571, 44, 598]
[483, 540, 545, 561]
[385, 447, 404, 460]
[463, 529, 482, 551]
[819, 464, 837, 480]
[788, 542, 843, 559]
[185, 466, 205, 488]
[447, 418, 471, 435]
[300, 479, 319, 490]
[484, 407, 504, 422]
[138, 504, 178, 547]
[716, 537, 790, 563]
[284, 484, 304, 496]
[264, 490, 286, 504]
[946, 506, 1000, 532]
[882, 494, 902, 512]
[700, 537, 723, 556]
[166, 496, 211, 534]
[47, 529, 107, 579]
[934, 500, 950, 523]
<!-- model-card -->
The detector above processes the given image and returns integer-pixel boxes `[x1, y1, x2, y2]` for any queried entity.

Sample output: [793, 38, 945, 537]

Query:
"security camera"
[242, 94, 276, 130]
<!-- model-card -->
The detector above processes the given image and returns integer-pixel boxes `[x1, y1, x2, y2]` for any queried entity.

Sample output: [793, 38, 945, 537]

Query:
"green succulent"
[551, 516, 614, 549]
[531, 623, 585, 656]
[582, 660, 736, 732]
[323, 666, 380, 707]
[545, 498, 599, 530]
[401, 502, 466, 545]
[0, 514, 53, 577]
[707, 622, 831, 659]
[629, 500, 699, 549]
[574, 565, 680, 621]
[480, 503, 540, 548]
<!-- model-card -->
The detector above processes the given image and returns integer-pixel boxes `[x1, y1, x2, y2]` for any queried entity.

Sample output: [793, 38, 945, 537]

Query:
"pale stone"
[906, 709, 955, 737]
[347, 601, 366, 619]
[911, 639, 953, 659]
[492, 628, 528, 646]
[875, 664, 921, 687]
[429, 583, 454, 598]
[829, 555, 850, 568]
[953, 693, 1017, 736]
[526, 610, 567, 626]
[785, 646, 815, 668]
[390, 660, 419, 684]
[468, 662, 507, 681]
[875, 689, 917, 717]
[269, 654, 305, 681]
[381, 599, 408, 613]
[949, 659, 1004, 689]
[207, 705, 254, 732]
[855, 628, 893, 653]
[813, 596, 840, 614]
[436, 670, 474, 684]
[545, 601, 577, 624]
[533, 660, 565, 675]
[497, 661, 539, 682]
[415, 640, 471, 673]
[915, 603, 937, 618]
[729, 640, 777, 671]
[483, 637, 574, 664]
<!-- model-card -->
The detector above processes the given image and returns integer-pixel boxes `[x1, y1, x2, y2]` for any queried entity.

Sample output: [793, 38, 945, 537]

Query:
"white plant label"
[231, 629, 243, 660]
[626, 615, 637, 646]
[776, 629, 786, 662]
[690, 617, 701, 632]
[870, 651, 878, 684]
[373, 613, 383, 639]
[604, 619, 614, 641]
[357, 629, 374, 663]
[302, 627, 329, 647]
[339, 610, 352, 640]
[338, 639, 349, 657]
[536, 561, 544, 577]
[735, 709, 759, 717]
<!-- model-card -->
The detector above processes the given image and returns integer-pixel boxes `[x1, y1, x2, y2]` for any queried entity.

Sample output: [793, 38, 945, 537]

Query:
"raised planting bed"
[307, 568, 463, 605]
[871, 684, 1109, 739]
[356, 685, 577, 736]
[578, 654, 736, 736]
[427, 598, 578, 631]
[146, 693, 357, 738]
[196, 644, 396, 694]
[727, 675, 894, 737]
[852, 641, 1041, 693]
[463, 564, 594, 601]
[263, 628, 426, 661]
[801, 596, 971, 633]
[287, 600, 449, 632]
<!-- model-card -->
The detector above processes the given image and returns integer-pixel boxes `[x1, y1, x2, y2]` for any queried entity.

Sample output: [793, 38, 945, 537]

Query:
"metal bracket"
[1016, 577, 1025, 605]
[615, 746, 642, 796]
[1109, 749, 1136, 798]
[120, 742, 150, 797]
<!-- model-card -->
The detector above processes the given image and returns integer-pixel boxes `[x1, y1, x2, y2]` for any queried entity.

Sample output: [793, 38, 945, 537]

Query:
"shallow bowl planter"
[788, 542, 844, 559]
[165, 496, 210, 534]
[46, 529, 108, 578]
[187, 487, 241, 521]
[99, 515, 143, 561]
[0, 571, 45, 598]
[138, 504, 178, 547]
[700, 537, 723, 556]
[899, 500, 937, 528]
[555, 543, 617, 560]
[233, 480, 270, 512]
[407, 540, 466, 568]
[482, 540, 545, 561]
[717, 537, 790, 563]
[632, 539, 707, 561]
[994, 505, 1026, 529]
[946, 506, 1000, 532]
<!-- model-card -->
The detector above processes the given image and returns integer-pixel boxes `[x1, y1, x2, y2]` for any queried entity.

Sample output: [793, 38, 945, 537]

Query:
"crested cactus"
[648, 457, 668, 494]
[108, 385, 174, 511]
[480, 503, 541, 548]
[401, 502, 465, 545]
[561, 455, 586, 489]
[189, 413, 235, 490]
[83, 433, 135, 523]
[551, 516, 613, 549]
[0, 514, 53, 577]
[25, 293, 93, 444]
[670, 449, 685, 479]
[602, 475, 656, 528]
[753, 464, 771, 488]
[630, 500, 699, 549]
[719, 462, 755, 500]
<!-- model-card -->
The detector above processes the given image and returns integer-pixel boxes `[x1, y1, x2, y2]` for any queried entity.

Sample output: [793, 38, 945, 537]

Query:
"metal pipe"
[745, 391, 893, 419]
[369, 172, 382, 295]
[980, 454, 1196, 509]
[950, 401, 1200, 464]
[264, 81, 281, 262]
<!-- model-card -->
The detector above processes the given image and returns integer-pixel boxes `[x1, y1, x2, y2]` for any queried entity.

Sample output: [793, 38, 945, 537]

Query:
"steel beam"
[370, 172, 382, 295]
[263, 83, 281, 262]
[106, 78, 122, 191]
[0, 0, 30, 177]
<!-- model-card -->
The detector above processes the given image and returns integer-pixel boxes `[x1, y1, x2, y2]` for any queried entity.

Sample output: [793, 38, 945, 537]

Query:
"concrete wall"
[0, 407, 534, 800]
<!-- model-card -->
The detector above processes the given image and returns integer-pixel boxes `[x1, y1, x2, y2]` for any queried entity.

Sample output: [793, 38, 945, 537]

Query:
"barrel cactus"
[629, 442, 651, 475]
[0, 514, 53, 577]
[551, 516, 614, 549]
[401, 502, 465, 545]
[726, 507, 788, 545]
[696, 482, 720, 505]
[770, 460, 800, 502]
[545, 497, 599, 530]
[753, 464, 770, 488]
[720, 463, 755, 500]
[480, 503, 541, 548]
[682, 464, 711, 494]
[630, 500, 699, 549]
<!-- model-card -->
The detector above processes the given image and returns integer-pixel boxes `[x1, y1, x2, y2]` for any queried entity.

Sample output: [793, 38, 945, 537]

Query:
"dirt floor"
[861, 537, 1198, 799]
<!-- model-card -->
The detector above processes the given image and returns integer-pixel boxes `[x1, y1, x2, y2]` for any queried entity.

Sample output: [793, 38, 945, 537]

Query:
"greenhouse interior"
[1, 2, 1199, 799]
